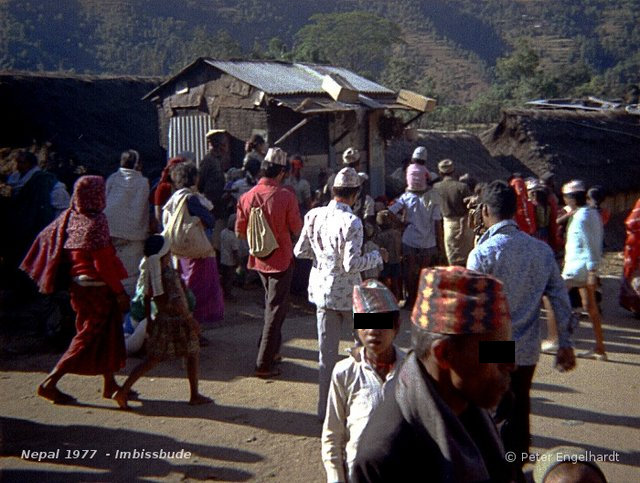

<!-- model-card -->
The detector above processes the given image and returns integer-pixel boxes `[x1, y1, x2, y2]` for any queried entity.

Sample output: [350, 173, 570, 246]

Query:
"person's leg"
[317, 307, 342, 419]
[500, 365, 536, 481]
[443, 217, 456, 265]
[403, 246, 418, 307]
[580, 286, 606, 355]
[113, 358, 161, 409]
[255, 265, 294, 373]
[102, 372, 121, 398]
[186, 354, 213, 405]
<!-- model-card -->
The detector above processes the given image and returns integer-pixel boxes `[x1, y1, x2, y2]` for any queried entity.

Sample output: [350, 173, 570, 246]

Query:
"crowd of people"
[3, 127, 635, 482]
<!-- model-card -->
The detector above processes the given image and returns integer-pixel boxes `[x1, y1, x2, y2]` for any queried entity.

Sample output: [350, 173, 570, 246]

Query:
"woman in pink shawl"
[21, 176, 130, 404]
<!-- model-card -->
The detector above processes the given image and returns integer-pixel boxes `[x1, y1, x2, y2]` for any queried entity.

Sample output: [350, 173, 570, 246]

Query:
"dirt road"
[1, 253, 639, 481]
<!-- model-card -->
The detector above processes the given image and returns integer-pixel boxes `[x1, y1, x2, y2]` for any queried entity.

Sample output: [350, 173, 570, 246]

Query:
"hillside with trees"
[1, 0, 638, 127]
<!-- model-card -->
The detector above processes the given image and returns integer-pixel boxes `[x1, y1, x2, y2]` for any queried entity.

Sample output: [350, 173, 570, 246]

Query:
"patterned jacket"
[294, 200, 383, 311]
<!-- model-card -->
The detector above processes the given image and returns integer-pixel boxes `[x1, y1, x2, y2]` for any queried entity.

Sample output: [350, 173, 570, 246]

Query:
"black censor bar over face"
[353, 312, 394, 329]
[478, 341, 515, 363]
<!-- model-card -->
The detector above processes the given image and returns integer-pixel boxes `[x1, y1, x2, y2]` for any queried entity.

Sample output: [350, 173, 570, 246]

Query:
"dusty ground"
[1, 252, 639, 482]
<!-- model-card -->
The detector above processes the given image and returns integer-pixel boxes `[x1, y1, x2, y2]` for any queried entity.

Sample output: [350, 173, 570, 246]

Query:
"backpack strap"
[251, 188, 279, 210]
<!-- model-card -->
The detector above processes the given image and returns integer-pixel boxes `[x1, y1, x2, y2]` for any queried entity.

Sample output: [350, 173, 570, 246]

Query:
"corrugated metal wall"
[168, 115, 213, 167]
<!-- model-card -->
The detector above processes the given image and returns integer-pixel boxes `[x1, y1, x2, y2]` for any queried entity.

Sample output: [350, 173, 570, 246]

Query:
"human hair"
[120, 149, 139, 169]
[246, 134, 265, 153]
[411, 325, 467, 360]
[263, 162, 286, 179]
[207, 133, 225, 150]
[533, 187, 548, 207]
[564, 190, 587, 206]
[18, 150, 38, 167]
[332, 185, 360, 200]
[170, 162, 198, 189]
[587, 185, 606, 207]
[481, 180, 517, 220]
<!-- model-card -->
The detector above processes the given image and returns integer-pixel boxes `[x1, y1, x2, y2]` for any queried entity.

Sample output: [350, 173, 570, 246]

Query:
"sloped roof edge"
[142, 57, 395, 101]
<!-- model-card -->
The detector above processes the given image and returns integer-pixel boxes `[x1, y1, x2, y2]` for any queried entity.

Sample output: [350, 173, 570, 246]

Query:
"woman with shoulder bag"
[163, 162, 224, 341]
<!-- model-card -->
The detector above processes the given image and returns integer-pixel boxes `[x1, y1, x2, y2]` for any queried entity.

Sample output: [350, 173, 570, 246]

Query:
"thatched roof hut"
[481, 109, 640, 201]
[0, 71, 164, 177]
[385, 130, 511, 196]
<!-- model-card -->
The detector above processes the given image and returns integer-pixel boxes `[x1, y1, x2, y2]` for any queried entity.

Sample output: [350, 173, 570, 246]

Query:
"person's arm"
[287, 194, 303, 237]
[235, 200, 248, 240]
[187, 195, 214, 229]
[91, 246, 130, 312]
[321, 369, 349, 483]
[343, 220, 383, 273]
[466, 247, 484, 272]
[584, 210, 603, 271]
[293, 213, 315, 260]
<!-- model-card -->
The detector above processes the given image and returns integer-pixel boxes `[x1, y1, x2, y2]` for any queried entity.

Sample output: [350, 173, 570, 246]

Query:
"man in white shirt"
[104, 149, 150, 296]
[294, 167, 387, 419]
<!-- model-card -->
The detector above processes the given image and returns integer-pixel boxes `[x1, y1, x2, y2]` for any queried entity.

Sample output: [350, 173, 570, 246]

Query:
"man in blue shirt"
[467, 180, 576, 481]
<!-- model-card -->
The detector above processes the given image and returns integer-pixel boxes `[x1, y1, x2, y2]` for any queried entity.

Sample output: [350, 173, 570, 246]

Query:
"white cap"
[412, 146, 428, 161]
[342, 147, 361, 165]
[562, 180, 586, 194]
[206, 128, 227, 138]
[334, 167, 362, 188]
[264, 147, 288, 166]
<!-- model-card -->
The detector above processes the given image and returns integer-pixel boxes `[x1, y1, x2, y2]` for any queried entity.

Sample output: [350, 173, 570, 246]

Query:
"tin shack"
[142, 58, 433, 196]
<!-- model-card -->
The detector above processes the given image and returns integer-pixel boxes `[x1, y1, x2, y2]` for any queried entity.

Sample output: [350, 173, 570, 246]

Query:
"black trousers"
[497, 364, 536, 480]
[255, 264, 294, 371]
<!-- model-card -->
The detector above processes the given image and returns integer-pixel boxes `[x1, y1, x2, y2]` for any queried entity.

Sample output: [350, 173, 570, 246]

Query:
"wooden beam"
[273, 117, 311, 146]
[403, 111, 425, 127]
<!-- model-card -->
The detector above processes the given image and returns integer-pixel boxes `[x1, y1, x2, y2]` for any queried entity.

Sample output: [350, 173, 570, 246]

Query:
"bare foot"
[102, 384, 120, 399]
[189, 394, 213, 406]
[37, 384, 76, 405]
[113, 389, 131, 410]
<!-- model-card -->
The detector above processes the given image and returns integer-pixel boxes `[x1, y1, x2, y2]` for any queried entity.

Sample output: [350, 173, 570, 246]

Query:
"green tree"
[292, 11, 403, 78]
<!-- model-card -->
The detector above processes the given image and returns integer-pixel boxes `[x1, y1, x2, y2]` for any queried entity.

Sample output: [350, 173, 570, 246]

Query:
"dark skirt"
[55, 284, 126, 375]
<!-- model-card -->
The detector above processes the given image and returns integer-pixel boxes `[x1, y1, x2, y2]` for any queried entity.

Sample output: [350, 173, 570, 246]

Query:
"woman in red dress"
[21, 175, 130, 404]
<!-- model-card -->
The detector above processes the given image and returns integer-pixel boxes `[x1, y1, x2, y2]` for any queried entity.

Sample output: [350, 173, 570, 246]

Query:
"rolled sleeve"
[343, 221, 383, 274]
[294, 213, 315, 260]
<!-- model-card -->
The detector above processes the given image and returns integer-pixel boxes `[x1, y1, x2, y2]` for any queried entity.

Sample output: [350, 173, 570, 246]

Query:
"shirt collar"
[477, 219, 518, 245]
[355, 346, 404, 380]
[329, 199, 353, 213]
[258, 177, 279, 187]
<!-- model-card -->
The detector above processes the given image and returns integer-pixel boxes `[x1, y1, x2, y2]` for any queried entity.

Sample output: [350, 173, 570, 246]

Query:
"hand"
[555, 347, 576, 372]
[116, 292, 131, 313]
[587, 270, 598, 286]
[379, 248, 389, 263]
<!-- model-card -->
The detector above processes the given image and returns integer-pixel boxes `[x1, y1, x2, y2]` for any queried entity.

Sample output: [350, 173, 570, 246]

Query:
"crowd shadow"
[531, 382, 579, 394]
[99, 399, 323, 438]
[532, 434, 640, 469]
[0, 416, 258, 481]
[531, 399, 640, 428]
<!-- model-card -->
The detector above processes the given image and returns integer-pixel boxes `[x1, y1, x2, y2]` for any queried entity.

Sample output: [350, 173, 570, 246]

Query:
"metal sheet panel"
[205, 60, 394, 96]
[167, 114, 212, 167]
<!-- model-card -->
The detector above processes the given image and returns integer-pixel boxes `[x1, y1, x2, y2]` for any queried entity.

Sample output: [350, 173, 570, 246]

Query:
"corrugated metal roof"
[204, 59, 394, 96]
